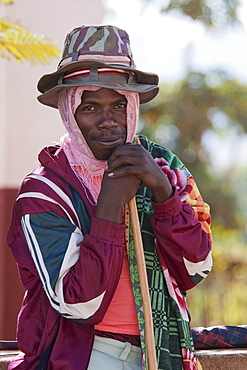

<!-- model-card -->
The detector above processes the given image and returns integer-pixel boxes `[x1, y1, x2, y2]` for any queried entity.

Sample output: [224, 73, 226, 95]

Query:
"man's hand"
[106, 143, 173, 203]
[96, 171, 141, 223]
[95, 143, 173, 223]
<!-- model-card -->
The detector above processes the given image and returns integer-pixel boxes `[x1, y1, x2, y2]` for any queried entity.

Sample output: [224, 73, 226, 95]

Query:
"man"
[8, 25, 212, 369]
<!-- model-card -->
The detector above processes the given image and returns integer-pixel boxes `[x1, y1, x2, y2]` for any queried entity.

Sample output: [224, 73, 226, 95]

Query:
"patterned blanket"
[192, 326, 247, 349]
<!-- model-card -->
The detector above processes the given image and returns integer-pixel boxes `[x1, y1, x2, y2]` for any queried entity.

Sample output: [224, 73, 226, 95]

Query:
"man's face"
[74, 88, 127, 160]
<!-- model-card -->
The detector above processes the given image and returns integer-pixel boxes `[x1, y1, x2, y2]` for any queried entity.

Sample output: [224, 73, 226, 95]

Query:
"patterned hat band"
[62, 66, 136, 86]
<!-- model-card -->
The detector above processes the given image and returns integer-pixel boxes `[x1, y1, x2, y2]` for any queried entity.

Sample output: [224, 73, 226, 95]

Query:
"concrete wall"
[0, 0, 105, 339]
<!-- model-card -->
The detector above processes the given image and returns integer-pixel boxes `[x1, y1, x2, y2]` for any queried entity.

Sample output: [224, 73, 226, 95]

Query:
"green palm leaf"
[0, 19, 60, 64]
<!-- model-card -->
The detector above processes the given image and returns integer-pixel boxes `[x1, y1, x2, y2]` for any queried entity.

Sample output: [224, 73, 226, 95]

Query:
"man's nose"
[98, 110, 118, 129]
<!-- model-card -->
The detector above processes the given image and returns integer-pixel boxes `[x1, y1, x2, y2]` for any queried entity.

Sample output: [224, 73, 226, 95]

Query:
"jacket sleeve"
[22, 212, 126, 323]
[9, 174, 126, 324]
[151, 175, 212, 292]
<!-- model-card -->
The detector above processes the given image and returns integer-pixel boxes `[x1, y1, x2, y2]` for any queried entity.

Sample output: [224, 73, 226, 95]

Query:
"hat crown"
[61, 25, 133, 63]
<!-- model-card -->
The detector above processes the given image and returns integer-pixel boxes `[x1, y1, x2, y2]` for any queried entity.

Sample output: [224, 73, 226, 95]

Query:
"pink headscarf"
[58, 86, 140, 204]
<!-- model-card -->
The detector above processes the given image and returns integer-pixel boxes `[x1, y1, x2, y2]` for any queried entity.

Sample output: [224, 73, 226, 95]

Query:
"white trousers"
[87, 335, 142, 370]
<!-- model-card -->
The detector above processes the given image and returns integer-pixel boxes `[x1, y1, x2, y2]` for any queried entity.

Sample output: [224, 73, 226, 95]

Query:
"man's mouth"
[93, 136, 124, 146]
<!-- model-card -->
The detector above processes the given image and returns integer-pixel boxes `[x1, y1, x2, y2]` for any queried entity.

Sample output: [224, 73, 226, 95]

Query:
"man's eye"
[83, 106, 95, 111]
[115, 103, 127, 109]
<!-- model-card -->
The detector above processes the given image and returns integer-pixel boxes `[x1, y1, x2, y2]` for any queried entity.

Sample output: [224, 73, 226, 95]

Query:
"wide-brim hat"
[37, 25, 159, 108]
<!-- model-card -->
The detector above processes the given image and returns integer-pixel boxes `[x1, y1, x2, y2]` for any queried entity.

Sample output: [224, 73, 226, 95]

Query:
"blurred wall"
[0, 0, 105, 340]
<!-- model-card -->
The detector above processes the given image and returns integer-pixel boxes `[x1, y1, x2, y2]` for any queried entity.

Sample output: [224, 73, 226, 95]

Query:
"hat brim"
[37, 60, 159, 108]
[37, 82, 159, 108]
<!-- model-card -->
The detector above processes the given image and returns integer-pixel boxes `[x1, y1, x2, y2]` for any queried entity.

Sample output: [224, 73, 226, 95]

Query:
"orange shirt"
[95, 247, 139, 335]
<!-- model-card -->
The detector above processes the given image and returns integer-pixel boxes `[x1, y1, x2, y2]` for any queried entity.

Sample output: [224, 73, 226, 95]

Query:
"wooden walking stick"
[128, 196, 158, 370]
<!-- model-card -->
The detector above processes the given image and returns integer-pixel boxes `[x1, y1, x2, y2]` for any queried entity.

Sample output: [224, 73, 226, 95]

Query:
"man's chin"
[94, 148, 115, 161]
